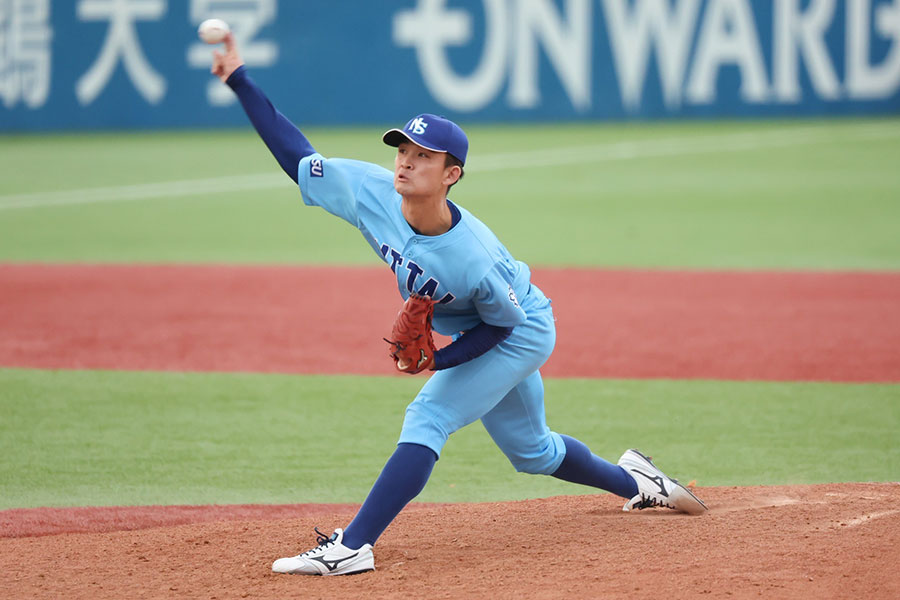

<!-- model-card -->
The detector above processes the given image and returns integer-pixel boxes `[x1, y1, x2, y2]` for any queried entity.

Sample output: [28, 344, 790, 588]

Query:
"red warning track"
[1, 263, 898, 382]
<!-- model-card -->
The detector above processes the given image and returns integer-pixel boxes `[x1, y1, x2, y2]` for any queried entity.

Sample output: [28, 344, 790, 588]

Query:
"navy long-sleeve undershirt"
[432, 322, 514, 370]
[226, 65, 314, 183]
[226, 65, 514, 369]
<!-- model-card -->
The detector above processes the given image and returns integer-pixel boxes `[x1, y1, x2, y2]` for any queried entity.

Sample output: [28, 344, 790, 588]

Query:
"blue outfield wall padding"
[1, 0, 899, 132]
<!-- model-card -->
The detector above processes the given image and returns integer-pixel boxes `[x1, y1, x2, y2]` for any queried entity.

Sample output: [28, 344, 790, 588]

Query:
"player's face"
[394, 142, 457, 198]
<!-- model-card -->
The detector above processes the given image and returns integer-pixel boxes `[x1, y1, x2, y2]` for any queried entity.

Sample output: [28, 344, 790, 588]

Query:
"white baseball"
[198, 18, 230, 44]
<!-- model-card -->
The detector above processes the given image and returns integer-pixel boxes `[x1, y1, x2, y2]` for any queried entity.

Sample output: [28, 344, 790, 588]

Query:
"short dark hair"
[445, 154, 464, 192]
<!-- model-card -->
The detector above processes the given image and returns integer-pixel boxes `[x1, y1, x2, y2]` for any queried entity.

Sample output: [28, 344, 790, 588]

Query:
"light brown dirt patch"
[2, 483, 898, 599]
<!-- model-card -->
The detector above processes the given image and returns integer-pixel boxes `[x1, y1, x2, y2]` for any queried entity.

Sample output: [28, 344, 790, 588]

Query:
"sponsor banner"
[2, 0, 899, 131]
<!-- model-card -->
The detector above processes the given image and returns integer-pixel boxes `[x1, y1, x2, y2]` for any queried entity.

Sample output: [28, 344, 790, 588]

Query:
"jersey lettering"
[405, 261, 424, 291]
[416, 277, 438, 298]
[381, 243, 455, 305]
[389, 249, 404, 273]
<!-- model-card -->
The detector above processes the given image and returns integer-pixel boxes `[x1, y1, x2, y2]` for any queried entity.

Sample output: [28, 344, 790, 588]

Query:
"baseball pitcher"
[211, 32, 707, 577]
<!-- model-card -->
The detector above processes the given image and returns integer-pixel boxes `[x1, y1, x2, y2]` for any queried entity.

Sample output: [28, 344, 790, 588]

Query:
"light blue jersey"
[297, 152, 563, 473]
[298, 153, 550, 336]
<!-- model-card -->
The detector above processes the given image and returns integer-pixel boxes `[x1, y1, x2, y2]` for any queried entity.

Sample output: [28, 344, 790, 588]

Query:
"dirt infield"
[2, 263, 898, 598]
[2, 263, 899, 381]
[2, 484, 899, 599]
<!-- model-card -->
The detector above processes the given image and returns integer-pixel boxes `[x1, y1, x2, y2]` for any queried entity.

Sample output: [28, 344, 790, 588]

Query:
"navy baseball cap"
[382, 114, 468, 165]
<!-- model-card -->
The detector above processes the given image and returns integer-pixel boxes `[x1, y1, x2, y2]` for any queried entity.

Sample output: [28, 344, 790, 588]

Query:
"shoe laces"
[299, 527, 337, 557]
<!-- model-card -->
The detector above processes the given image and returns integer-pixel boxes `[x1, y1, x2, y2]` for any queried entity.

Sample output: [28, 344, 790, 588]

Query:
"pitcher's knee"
[511, 455, 555, 475]
[507, 440, 565, 475]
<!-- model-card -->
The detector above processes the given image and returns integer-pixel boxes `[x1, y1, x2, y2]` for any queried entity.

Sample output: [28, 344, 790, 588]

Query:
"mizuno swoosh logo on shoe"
[631, 468, 669, 497]
[310, 552, 359, 572]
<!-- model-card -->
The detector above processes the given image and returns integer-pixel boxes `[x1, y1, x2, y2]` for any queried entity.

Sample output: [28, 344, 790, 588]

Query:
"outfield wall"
[2, 0, 899, 132]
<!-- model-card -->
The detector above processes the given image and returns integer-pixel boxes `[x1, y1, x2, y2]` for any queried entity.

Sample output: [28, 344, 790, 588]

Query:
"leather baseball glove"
[384, 294, 436, 374]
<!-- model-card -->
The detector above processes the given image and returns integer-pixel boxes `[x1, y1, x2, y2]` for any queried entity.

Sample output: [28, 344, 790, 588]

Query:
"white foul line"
[0, 173, 286, 211]
[2, 122, 898, 211]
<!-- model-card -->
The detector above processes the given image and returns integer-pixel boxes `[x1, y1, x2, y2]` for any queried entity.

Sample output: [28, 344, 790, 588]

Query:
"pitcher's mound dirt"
[2, 483, 898, 599]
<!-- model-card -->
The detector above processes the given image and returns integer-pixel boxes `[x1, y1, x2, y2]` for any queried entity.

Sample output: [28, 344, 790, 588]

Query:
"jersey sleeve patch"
[508, 284, 520, 308]
[472, 265, 528, 328]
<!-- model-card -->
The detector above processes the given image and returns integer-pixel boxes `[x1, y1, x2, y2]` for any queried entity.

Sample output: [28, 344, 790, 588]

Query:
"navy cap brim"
[382, 129, 447, 154]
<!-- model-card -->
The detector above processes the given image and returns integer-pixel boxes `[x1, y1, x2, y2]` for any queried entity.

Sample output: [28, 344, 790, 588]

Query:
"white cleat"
[618, 449, 708, 515]
[272, 528, 374, 576]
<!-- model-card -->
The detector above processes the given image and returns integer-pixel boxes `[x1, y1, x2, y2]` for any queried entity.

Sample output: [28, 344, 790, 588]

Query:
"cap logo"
[408, 117, 428, 135]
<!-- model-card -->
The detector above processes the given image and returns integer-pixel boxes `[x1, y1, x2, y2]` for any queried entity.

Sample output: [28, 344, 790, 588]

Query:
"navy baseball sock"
[341, 442, 437, 550]
[551, 435, 639, 499]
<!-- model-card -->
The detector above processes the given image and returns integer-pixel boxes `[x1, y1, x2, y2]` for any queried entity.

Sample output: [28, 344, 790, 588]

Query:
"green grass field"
[1, 118, 898, 509]
[2, 118, 899, 268]
[1, 369, 896, 509]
